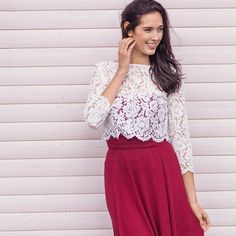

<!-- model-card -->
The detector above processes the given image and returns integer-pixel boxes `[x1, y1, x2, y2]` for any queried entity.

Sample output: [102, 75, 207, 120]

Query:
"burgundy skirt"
[104, 134, 204, 236]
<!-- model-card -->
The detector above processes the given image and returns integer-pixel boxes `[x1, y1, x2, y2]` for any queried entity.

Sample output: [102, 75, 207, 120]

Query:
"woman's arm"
[83, 61, 126, 128]
[182, 171, 198, 204]
[84, 38, 136, 128]
[183, 171, 211, 232]
[167, 79, 195, 175]
[167, 80, 211, 232]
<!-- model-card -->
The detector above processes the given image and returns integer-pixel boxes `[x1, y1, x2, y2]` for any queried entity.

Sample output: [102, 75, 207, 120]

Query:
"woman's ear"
[123, 21, 129, 31]
[123, 21, 132, 37]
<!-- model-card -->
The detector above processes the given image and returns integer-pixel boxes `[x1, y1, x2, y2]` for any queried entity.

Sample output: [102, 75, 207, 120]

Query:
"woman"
[84, 0, 211, 235]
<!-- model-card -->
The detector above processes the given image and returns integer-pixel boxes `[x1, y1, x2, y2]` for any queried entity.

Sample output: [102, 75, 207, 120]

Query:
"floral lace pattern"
[83, 60, 195, 175]
[102, 90, 168, 143]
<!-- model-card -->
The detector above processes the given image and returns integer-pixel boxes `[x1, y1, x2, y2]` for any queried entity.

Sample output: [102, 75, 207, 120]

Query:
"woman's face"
[126, 11, 164, 56]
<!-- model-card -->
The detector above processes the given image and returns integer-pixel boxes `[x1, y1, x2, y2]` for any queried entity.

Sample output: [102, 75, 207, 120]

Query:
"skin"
[102, 11, 211, 232]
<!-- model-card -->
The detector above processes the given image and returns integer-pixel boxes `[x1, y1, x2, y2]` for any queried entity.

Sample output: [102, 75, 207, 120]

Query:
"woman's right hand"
[117, 37, 136, 74]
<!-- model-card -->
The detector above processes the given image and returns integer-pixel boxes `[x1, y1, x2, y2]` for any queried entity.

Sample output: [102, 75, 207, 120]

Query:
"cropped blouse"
[83, 60, 195, 175]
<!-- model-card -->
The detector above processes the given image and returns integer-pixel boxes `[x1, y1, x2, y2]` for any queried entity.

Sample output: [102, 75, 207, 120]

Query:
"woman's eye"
[145, 28, 163, 32]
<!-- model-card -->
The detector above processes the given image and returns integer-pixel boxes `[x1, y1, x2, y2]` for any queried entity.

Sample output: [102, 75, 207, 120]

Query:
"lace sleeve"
[167, 80, 195, 175]
[83, 61, 112, 128]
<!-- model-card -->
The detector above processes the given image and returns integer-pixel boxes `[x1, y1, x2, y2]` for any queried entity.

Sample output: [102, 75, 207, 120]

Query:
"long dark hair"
[120, 0, 185, 96]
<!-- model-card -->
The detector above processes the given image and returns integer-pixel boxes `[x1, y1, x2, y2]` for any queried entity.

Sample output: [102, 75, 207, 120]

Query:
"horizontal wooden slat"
[1, 0, 236, 10]
[0, 119, 236, 141]
[0, 104, 84, 122]
[0, 139, 107, 159]
[195, 174, 236, 191]
[0, 176, 105, 195]
[0, 158, 105, 176]
[0, 46, 235, 67]
[188, 101, 236, 119]
[206, 227, 236, 236]
[0, 227, 236, 236]
[192, 138, 236, 156]
[0, 229, 112, 236]
[183, 64, 236, 83]
[197, 191, 236, 208]
[1, 28, 236, 49]
[0, 174, 235, 194]
[173, 27, 236, 46]
[0, 83, 235, 104]
[0, 9, 236, 30]
[0, 191, 235, 212]
[0, 66, 90, 85]
[0, 101, 235, 123]
[0, 122, 97, 141]
[0, 64, 235, 86]
[185, 81, 236, 101]
[0, 194, 106, 212]
[0, 155, 235, 177]
[0, 212, 111, 230]
[0, 85, 85, 104]
[189, 120, 236, 137]
[194, 156, 236, 173]
[203, 209, 236, 226]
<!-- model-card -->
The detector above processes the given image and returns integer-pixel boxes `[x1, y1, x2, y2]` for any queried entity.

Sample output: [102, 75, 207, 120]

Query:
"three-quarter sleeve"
[83, 61, 112, 128]
[167, 79, 195, 175]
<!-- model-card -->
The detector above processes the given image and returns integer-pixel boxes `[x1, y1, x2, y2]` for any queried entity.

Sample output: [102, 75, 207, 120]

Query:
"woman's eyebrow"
[143, 25, 164, 28]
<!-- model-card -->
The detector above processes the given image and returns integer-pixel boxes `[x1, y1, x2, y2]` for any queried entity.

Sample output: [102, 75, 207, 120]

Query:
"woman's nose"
[152, 31, 160, 40]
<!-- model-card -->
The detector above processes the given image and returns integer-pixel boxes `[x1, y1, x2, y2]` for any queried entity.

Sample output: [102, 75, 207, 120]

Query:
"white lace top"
[83, 60, 195, 175]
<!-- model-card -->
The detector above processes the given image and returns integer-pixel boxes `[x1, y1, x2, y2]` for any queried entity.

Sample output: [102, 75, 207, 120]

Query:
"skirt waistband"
[106, 134, 168, 150]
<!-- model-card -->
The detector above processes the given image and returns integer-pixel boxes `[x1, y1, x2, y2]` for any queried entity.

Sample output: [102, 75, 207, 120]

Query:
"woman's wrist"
[189, 199, 199, 207]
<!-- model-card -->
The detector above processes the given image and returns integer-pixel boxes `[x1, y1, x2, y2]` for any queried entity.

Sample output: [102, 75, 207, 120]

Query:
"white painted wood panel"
[1, 0, 236, 10]
[0, 0, 235, 234]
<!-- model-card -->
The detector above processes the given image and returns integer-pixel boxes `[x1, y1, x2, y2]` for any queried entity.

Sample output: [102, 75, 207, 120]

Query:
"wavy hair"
[120, 0, 185, 96]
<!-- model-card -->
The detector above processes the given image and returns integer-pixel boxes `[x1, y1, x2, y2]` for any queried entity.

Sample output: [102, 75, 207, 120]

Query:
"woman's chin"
[145, 50, 156, 56]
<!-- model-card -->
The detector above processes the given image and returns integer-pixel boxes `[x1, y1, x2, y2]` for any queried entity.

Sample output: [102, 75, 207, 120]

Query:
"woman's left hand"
[190, 202, 211, 232]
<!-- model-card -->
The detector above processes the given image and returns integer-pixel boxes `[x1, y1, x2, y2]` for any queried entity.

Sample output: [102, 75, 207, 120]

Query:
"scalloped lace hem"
[181, 167, 195, 175]
[101, 132, 169, 143]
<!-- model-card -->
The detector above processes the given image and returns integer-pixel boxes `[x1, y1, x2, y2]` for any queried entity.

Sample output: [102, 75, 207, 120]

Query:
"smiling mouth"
[146, 43, 158, 49]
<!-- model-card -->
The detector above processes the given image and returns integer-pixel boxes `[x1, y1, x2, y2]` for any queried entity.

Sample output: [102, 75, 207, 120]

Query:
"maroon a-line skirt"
[104, 134, 204, 236]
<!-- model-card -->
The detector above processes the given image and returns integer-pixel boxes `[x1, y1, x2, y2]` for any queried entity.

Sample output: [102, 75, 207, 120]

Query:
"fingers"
[199, 212, 211, 231]
[119, 37, 135, 55]
[191, 203, 211, 232]
[197, 214, 205, 230]
[127, 40, 136, 56]
[202, 212, 211, 231]
[117, 37, 136, 71]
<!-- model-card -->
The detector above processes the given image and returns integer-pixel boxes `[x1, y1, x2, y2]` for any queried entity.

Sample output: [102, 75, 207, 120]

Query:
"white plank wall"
[0, 0, 236, 235]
